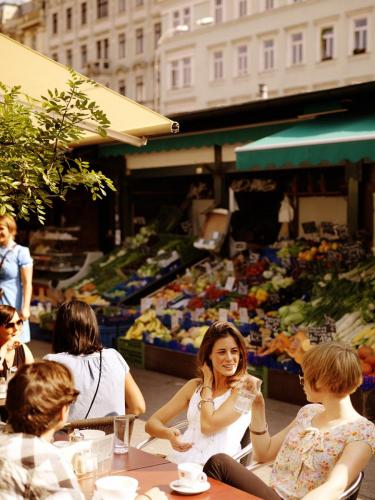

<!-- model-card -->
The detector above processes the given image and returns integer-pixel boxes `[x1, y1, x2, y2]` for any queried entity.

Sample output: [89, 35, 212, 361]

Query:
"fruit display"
[124, 309, 171, 341]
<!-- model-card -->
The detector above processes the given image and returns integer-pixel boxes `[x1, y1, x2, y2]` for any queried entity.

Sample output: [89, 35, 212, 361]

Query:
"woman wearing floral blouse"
[204, 342, 375, 500]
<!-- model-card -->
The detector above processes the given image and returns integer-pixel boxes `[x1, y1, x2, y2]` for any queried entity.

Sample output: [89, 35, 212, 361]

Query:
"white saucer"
[169, 480, 211, 495]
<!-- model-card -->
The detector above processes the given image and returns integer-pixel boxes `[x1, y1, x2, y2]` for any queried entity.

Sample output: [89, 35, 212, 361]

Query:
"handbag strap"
[0, 243, 17, 270]
[84, 350, 102, 419]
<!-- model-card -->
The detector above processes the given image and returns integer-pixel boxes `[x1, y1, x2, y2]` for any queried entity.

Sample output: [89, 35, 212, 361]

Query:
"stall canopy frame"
[0, 33, 178, 147]
[236, 114, 375, 171]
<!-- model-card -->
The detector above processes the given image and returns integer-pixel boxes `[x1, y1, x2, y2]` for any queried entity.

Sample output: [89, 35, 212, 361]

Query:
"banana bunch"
[351, 324, 375, 348]
[124, 309, 171, 340]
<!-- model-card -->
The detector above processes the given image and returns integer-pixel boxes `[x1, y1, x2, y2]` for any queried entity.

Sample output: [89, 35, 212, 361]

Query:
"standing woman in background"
[0, 216, 33, 344]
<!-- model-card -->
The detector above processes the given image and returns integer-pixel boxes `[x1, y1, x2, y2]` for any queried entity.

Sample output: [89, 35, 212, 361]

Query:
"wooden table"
[79, 448, 260, 499]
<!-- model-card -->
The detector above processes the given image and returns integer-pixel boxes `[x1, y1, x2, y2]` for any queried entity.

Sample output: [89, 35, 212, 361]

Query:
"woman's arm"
[22, 343, 34, 364]
[125, 372, 146, 416]
[301, 441, 372, 500]
[20, 265, 33, 320]
[248, 392, 296, 463]
[145, 378, 198, 452]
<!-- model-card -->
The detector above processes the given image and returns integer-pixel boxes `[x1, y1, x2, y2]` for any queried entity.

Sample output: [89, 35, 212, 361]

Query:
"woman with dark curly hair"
[146, 321, 258, 464]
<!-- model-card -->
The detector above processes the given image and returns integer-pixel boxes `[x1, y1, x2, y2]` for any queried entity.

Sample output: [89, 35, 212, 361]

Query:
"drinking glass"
[114, 416, 130, 454]
[234, 377, 262, 414]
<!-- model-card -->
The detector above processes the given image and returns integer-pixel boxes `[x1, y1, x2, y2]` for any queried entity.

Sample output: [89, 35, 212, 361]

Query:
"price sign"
[141, 297, 152, 313]
[239, 307, 249, 323]
[225, 276, 236, 291]
[171, 313, 180, 330]
[230, 301, 238, 312]
[196, 308, 204, 320]
[249, 329, 263, 347]
[302, 221, 318, 234]
[264, 316, 281, 333]
[226, 260, 234, 272]
[320, 221, 335, 235]
[308, 325, 334, 344]
[237, 280, 248, 295]
[268, 292, 280, 306]
[156, 298, 166, 315]
[219, 308, 228, 322]
[249, 251, 260, 263]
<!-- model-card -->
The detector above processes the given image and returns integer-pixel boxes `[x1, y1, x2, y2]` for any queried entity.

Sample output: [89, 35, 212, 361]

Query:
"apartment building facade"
[2, 0, 375, 115]
[158, 0, 375, 114]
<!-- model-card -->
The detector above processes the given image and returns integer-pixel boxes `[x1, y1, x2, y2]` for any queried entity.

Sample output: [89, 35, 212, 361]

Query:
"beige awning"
[0, 33, 178, 147]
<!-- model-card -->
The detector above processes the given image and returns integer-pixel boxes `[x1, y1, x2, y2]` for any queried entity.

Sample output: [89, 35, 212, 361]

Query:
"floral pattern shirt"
[270, 404, 375, 500]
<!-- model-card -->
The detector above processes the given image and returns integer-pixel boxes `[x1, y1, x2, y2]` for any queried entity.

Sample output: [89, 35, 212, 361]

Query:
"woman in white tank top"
[146, 321, 258, 465]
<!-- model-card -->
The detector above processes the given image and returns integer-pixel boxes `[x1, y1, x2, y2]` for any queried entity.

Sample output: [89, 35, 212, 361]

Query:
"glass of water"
[114, 416, 130, 454]
[234, 377, 262, 414]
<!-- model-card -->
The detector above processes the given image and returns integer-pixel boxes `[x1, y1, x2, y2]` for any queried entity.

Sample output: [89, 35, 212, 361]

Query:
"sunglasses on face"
[4, 319, 23, 329]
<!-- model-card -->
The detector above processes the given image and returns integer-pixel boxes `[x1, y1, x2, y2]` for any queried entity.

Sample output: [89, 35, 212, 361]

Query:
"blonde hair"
[301, 342, 362, 395]
[0, 215, 17, 236]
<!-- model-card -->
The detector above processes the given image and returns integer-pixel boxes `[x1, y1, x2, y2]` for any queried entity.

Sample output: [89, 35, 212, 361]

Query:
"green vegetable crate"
[117, 337, 145, 369]
[247, 365, 268, 398]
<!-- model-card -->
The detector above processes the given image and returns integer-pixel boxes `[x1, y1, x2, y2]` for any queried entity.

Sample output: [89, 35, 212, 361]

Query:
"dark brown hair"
[301, 342, 362, 395]
[6, 360, 79, 436]
[197, 321, 248, 387]
[53, 300, 102, 355]
[0, 305, 17, 327]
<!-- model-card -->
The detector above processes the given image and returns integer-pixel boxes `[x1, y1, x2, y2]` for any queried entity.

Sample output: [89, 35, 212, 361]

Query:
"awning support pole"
[346, 162, 362, 237]
[213, 144, 224, 207]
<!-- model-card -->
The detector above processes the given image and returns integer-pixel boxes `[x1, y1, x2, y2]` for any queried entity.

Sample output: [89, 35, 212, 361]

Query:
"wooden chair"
[63, 414, 136, 440]
[136, 419, 253, 466]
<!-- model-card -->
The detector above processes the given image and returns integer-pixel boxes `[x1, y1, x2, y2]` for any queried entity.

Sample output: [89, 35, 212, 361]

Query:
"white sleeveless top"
[167, 387, 251, 465]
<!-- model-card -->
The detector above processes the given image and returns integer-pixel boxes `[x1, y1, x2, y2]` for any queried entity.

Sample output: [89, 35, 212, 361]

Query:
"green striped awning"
[236, 114, 375, 171]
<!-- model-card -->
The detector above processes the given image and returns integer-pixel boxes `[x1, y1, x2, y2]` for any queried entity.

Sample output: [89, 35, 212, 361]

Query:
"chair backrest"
[338, 472, 364, 500]
[63, 414, 135, 440]
[239, 426, 251, 466]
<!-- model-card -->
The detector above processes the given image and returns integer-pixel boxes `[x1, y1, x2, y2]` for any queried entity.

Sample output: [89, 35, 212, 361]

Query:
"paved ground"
[31, 340, 375, 499]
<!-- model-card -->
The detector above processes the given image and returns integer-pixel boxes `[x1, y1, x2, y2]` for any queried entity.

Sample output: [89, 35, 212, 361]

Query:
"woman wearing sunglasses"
[0, 305, 34, 378]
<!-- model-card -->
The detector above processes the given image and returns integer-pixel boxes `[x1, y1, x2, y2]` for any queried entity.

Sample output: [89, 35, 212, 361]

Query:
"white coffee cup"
[80, 429, 106, 440]
[177, 462, 207, 486]
[95, 475, 138, 500]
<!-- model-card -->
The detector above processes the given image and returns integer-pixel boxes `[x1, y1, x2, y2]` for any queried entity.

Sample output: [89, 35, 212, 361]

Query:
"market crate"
[248, 364, 268, 398]
[268, 368, 307, 406]
[30, 322, 53, 342]
[145, 344, 197, 379]
[99, 324, 118, 348]
[117, 337, 145, 369]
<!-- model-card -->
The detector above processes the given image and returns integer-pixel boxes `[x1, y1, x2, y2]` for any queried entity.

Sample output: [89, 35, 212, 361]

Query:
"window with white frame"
[80, 44, 87, 67]
[212, 50, 224, 80]
[118, 33, 126, 58]
[236, 45, 248, 76]
[169, 60, 179, 89]
[135, 0, 144, 6]
[135, 27, 144, 54]
[118, 79, 126, 95]
[52, 12, 58, 34]
[238, 0, 248, 17]
[81, 2, 87, 25]
[66, 7, 72, 31]
[265, 0, 274, 10]
[321, 27, 334, 60]
[154, 22, 161, 48]
[118, 0, 126, 12]
[214, 0, 224, 24]
[96, 38, 109, 59]
[172, 10, 180, 28]
[66, 48, 73, 67]
[182, 57, 192, 86]
[262, 39, 274, 70]
[183, 7, 191, 29]
[97, 0, 108, 19]
[353, 17, 367, 54]
[290, 32, 303, 65]
[135, 76, 145, 102]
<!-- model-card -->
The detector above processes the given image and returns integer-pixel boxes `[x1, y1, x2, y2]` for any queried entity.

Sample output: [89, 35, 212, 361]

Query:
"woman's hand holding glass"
[167, 427, 193, 452]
